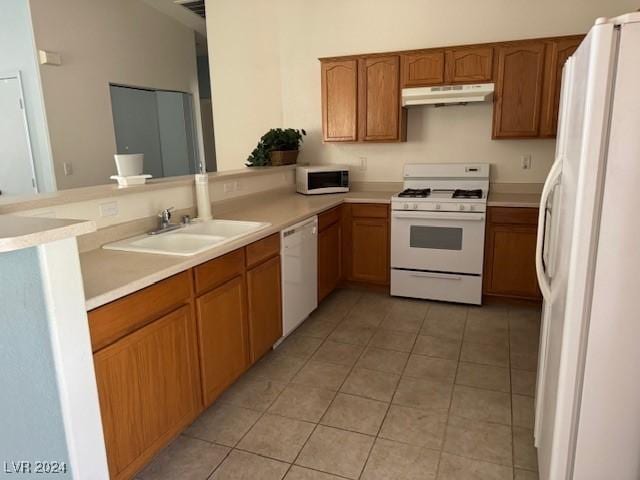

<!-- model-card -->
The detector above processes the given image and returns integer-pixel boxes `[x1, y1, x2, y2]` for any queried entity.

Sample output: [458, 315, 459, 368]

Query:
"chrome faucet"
[149, 207, 183, 235]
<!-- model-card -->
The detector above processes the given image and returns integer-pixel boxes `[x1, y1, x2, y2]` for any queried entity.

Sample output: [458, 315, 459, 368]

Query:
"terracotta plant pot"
[269, 150, 299, 166]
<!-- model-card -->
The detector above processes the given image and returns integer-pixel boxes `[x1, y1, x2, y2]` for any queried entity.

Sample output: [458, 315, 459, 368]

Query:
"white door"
[0, 73, 37, 196]
[534, 21, 618, 480]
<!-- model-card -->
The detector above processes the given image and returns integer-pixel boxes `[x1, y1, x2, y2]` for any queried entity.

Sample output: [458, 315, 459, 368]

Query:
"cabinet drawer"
[318, 206, 341, 231]
[350, 203, 389, 219]
[246, 233, 280, 268]
[194, 249, 245, 295]
[489, 207, 539, 226]
[88, 271, 191, 352]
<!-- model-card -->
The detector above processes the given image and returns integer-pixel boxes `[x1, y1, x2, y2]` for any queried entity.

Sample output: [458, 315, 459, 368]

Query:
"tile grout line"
[210, 289, 364, 479]
[281, 289, 371, 479]
[507, 304, 516, 478]
[355, 301, 429, 480]
[434, 305, 469, 480]
[182, 293, 536, 480]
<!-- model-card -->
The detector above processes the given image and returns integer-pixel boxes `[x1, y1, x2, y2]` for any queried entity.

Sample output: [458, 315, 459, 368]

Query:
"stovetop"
[396, 188, 485, 200]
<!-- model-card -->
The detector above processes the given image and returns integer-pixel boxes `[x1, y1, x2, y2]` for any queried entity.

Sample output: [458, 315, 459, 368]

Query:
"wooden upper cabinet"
[445, 46, 493, 84]
[493, 42, 547, 138]
[94, 305, 201, 480]
[540, 36, 583, 137]
[359, 55, 405, 142]
[321, 59, 358, 142]
[401, 50, 445, 87]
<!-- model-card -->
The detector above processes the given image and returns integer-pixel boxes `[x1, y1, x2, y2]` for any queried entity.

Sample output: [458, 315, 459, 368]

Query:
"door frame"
[0, 70, 38, 194]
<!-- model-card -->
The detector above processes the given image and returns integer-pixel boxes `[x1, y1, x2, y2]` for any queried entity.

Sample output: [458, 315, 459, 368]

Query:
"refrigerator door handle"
[536, 158, 562, 299]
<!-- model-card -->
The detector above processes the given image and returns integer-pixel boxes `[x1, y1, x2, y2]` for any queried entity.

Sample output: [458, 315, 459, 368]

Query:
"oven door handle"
[392, 211, 485, 221]
[409, 272, 463, 280]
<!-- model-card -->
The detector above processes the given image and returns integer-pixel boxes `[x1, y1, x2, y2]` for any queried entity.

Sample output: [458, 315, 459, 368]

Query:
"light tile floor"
[137, 288, 541, 480]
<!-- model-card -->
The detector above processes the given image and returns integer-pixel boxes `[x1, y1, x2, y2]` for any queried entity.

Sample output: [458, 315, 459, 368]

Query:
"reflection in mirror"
[0, 0, 215, 199]
[110, 85, 199, 178]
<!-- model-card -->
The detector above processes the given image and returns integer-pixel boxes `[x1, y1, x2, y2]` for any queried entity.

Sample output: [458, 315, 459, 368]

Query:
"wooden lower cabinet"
[318, 207, 342, 302]
[246, 255, 283, 362]
[483, 207, 542, 300]
[344, 204, 390, 286]
[93, 305, 201, 480]
[196, 275, 249, 406]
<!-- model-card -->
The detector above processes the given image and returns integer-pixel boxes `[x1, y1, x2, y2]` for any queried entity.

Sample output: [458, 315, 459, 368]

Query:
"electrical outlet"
[63, 162, 73, 176]
[99, 201, 119, 217]
[358, 157, 367, 171]
[521, 154, 532, 170]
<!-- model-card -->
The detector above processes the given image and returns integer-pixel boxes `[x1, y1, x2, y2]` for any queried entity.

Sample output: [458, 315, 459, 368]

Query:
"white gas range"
[390, 163, 490, 305]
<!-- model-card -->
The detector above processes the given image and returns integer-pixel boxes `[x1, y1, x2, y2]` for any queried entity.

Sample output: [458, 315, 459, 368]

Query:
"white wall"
[207, 0, 638, 183]
[29, 0, 205, 190]
[0, 0, 56, 193]
[206, 1, 283, 172]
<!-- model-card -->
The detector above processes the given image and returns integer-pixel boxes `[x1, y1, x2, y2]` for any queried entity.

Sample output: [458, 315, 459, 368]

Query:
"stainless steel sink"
[103, 219, 271, 256]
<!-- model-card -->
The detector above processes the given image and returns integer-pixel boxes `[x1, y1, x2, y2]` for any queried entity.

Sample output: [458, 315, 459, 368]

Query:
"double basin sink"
[103, 219, 271, 256]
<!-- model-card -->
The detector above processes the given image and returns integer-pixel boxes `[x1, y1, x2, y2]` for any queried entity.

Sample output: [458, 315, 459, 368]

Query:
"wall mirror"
[0, 0, 216, 199]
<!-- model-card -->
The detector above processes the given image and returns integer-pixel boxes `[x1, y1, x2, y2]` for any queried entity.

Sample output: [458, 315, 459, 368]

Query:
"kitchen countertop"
[81, 189, 395, 310]
[0, 215, 95, 253]
[487, 192, 542, 208]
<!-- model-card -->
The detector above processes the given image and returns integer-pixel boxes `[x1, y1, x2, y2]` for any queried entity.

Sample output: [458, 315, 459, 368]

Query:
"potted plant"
[246, 128, 306, 167]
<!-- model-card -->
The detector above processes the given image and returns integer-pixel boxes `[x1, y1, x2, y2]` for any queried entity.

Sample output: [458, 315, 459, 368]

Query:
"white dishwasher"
[281, 216, 318, 337]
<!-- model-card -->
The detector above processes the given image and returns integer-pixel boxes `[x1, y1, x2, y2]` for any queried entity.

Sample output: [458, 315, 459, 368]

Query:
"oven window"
[410, 226, 463, 250]
[308, 171, 346, 190]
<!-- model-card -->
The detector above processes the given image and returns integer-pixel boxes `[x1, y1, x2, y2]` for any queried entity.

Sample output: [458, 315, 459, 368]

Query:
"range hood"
[402, 83, 494, 106]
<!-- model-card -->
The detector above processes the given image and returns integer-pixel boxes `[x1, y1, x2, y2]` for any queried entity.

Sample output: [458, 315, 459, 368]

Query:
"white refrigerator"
[534, 12, 640, 480]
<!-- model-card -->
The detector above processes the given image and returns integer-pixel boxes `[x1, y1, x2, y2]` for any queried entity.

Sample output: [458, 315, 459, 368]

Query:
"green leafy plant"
[246, 128, 306, 167]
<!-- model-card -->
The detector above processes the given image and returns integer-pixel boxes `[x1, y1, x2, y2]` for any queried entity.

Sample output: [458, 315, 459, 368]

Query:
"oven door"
[391, 210, 486, 274]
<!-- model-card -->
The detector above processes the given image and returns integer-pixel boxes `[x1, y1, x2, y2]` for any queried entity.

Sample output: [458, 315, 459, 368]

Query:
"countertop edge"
[84, 194, 392, 310]
[0, 216, 96, 253]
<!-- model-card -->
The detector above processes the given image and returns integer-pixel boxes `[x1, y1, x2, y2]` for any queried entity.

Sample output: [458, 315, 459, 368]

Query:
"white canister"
[114, 153, 144, 177]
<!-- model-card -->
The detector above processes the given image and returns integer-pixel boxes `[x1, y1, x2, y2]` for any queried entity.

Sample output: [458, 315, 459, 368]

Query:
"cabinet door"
[484, 224, 541, 300]
[445, 46, 493, 84]
[401, 51, 445, 87]
[247, 255, 282, 362]
[493, 42, 546, 138]
[321, 59, 358, 142]
[540, 37, 583, 137]
[196, 275, 249, 406]
[359, 55, 403, 141]
[318, 220, 342, 302]
[94, 305, 201, 480]
[350, 217, 389, 285]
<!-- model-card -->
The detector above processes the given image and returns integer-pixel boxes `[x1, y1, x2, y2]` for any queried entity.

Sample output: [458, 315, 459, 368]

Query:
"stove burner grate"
[453, 189, 483, 199]
[398, 188, 431, 198]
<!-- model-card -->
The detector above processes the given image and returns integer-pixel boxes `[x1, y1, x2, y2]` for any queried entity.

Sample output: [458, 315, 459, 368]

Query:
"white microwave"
[296, 165, 350, 195]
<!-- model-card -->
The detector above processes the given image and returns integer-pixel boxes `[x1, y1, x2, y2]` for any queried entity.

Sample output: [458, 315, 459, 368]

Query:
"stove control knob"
[459, 204, 466, 211]
[403, 203, 409, 210]
[412, 203, 419, 210]
[469, 205, 476, 211]
[435, 204, 441, 210]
